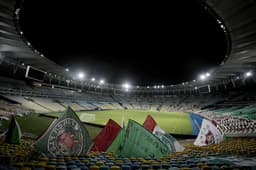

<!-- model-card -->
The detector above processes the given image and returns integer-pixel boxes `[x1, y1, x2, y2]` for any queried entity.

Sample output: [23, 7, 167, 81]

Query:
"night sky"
[20, 0, 227, 86]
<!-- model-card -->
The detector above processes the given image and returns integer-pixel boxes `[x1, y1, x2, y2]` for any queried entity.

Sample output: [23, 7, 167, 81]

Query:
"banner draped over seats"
[194, 119, 223, 146]
[143, 115, 157, 132]
[91, 119, 121, 152]
[153, 125, 185, 152]
[34, 107, 92, 156]
[188, 113, 203, 136]
[106, 128, 126, 155]
[118, 119, 169, 158]
[5, 116, 22, 144]
[143, 115, 185, 152]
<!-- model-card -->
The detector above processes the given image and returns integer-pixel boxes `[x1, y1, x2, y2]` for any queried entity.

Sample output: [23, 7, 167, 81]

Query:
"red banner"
[143, 115, 157, 132]
[91, 119, 121, 152]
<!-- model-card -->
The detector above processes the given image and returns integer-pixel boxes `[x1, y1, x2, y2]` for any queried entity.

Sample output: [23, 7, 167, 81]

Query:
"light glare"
[200, 74, 206, 80]
[78, 72, 84, 79]
[245, 71, 252, 77]
[99, 79, 104, 84]
[122, 83, 131, 89]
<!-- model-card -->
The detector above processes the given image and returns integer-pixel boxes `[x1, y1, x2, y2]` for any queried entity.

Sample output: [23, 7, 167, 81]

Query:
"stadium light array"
[99, 79, 104, 85]
[200, 74, 206, 80]
[199, 72, 211, 81]
[122, 83, 131, 89]
[245, 71, 253, 78]
[91, 77, 95, 82]
[78, 72, 84, 79]
[161, 85, 164, 88]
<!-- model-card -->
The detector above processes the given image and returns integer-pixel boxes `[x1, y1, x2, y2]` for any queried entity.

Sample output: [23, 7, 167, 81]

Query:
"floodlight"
[194, 86, 198, 90]
[65, 68, 69, 72]
[99, 79, 104, 84]
[78, 72, 84, 79]
[245, 71, 252, 77]
[206, 72, 210, 77]
[91, 77, 95, 82]
[161, 85, 164, 88]
[136, 86, 139, 88]
[147, 86, 150, 89]
[200, 74, 206, 80]
[193, 80, 196, 82]
[122, 83, 131, 89]
[154, 85, 156, 89]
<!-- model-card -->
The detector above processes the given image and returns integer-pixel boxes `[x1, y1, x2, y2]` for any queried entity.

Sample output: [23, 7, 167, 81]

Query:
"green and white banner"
[5, 116, 22, 144]
[153, 125, 184, 152]
[119, 119, 169, 159]
[194, 119, 223, 146]
[34, 107, 92, 156]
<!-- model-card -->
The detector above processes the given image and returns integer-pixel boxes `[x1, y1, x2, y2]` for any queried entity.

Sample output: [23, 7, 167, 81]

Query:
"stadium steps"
[88, 102, 101, 110]
[54, 100, 68, 109]
[118, 102, 128, 109]
[74, 101, 90, 111]
[28, 99, 53, 113]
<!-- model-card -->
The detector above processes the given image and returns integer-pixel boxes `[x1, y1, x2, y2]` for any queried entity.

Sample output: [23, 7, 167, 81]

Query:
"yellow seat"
[89, 165, 100, 170]
[110, 165, 121, 170]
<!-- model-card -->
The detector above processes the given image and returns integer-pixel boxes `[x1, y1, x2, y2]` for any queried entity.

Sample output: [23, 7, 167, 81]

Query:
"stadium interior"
[0, 0, 256, 169]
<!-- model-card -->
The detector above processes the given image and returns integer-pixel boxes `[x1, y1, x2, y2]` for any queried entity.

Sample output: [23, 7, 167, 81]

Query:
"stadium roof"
[0, 0, 256, 90]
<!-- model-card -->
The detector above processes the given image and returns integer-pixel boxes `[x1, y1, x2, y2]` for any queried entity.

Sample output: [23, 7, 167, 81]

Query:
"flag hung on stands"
[90, 119, 121, 152]
[119, 119, 169, 159]
[106, 128, 126, 155]
[143, 114, 184, 152]
[153, 125, 185, 152]
[5, 116, 22, 144]
[34, 107, 92, 156]
[194, 119, 223, 146]
[143, 114, 157, 132]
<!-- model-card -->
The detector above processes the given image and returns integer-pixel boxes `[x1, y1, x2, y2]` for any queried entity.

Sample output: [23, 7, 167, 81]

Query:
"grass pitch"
[50, 110, 192, 135]
[0, 110, 193, 139]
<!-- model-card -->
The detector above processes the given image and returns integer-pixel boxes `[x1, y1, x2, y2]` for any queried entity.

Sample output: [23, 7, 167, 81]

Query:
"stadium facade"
[0, 0, 256, 95]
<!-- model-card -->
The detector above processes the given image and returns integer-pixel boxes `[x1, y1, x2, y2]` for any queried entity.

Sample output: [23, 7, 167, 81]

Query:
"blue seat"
[161, 164, 170, 169]
[79, 166, 88, 170]
[56, 165, 67, 170]
[131, 164, 140, 170]
[121, 165, 131, 170]
[141, 164, 151, 170]
[152, 164, 161, 169]
[99, 165, 109, 170]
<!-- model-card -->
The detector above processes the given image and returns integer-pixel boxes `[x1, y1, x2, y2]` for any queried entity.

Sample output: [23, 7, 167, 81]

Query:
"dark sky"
[20, 0, 227, 86]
